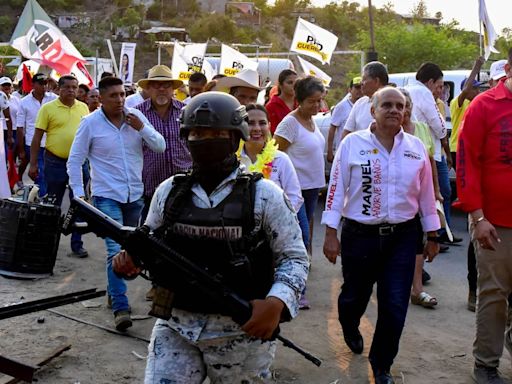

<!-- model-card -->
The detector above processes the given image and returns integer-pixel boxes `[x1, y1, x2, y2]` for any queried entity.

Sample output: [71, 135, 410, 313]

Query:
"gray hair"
[371, 86, 406, 108]
[363, 61, 389, 86]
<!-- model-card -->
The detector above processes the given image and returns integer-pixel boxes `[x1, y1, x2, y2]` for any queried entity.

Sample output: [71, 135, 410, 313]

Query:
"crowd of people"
[0, 48, 511, 383]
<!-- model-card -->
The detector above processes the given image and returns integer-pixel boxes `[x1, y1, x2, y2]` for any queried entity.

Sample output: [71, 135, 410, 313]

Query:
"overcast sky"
[309, 0, 508, 35]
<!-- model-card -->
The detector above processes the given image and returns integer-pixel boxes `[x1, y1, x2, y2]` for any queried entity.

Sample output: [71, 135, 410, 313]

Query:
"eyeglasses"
[149, 81, 173, 89]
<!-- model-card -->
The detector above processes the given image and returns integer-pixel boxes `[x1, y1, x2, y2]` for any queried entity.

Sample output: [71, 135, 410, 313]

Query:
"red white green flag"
[10, 0, 86, 75]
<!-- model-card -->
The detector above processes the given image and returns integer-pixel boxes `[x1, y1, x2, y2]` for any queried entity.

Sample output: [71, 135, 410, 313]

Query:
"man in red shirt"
[456, 48, 512, 384]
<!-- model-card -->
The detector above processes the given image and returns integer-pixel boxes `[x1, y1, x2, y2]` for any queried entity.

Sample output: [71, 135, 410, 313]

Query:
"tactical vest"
[156, 172, 274, 314]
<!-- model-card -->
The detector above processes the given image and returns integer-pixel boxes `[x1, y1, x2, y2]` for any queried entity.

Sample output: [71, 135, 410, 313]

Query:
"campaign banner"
[119, 42, 136, 84]
[10, 0, 86, 74]
[290, 17, 338, 65]
[219, 44, 258, 77]
[171, 43, 191, 84]
[297, 56, 332, 87]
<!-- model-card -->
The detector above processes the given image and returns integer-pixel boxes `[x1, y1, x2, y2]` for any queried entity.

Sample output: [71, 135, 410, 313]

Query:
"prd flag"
[479, 0, 499, 60]
[297, 56, 332, 87]
[10, 0, 87, 75]
[290, 18, 338, 65]
[219, 44, 258, 77]
[171, 43, 192, 84]
[181, 43, 207, 73]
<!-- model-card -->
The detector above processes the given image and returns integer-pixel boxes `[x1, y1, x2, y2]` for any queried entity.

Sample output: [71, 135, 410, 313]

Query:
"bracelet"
[426, 236, 440, 243]
[474, 216, 487, 225]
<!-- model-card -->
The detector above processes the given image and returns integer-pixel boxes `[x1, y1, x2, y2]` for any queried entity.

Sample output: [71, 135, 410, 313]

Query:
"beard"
[154, 95, 170, 106]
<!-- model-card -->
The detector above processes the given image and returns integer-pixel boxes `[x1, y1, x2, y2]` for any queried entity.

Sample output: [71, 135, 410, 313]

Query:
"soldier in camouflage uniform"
[114, 92, 309, 383]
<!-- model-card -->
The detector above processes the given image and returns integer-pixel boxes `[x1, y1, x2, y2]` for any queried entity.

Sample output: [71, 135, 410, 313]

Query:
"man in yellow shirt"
[29, 75, 90, 258]
[449, 56, 484, 168]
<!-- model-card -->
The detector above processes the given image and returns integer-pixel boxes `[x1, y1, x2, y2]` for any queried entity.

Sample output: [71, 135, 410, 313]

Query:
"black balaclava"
[188, 133, 240, 195]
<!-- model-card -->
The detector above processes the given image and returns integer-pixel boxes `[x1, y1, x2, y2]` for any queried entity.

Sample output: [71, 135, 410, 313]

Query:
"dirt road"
[1, 205, 511, 383]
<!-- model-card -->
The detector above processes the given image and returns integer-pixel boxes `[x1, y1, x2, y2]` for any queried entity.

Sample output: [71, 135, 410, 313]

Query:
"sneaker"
[67, 248, 89, 258]
[299, 294, 310, 310]
[467, 290, 476, 312]
[114, 310, 132, 332]
[471, 364, 504, 384]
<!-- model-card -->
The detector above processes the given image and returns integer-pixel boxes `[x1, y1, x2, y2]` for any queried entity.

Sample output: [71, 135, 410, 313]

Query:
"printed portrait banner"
[479, 0, 499, 60]
[290, 17, 338, 65]
[10, 0, 86, 75]
[119, 42, 136, 84]
[297, 55, 332, 87]
[219, 44, 258, 77]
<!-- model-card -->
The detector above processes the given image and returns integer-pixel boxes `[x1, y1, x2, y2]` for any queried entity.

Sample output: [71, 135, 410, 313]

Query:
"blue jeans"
[301, 188, 320, 223]
[436, 157, 452, 230]
[25, 144, 46, 196]
[338, 220, 417, 371]
[93, 196, 144, 313]
[44, 153, 90, 252]
[296, 203, 309, 249]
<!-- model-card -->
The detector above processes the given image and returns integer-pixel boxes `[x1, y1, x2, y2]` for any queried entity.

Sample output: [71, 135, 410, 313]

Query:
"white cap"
[490, 59, 507, 80]
[0, 77, 13, 86]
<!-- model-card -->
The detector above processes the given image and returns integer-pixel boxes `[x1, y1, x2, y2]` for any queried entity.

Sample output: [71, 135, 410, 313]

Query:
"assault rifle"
[62, 197, 322, 367]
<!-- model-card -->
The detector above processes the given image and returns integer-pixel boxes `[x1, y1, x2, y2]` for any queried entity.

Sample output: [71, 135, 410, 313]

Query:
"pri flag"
[50, 61, 94, 88]
[479, 0, 499, 60]
[290, 18, 338, 65]
[297, 56, 332, 87]
[219, 44, 258, 77]
[10, 0, 86, 75]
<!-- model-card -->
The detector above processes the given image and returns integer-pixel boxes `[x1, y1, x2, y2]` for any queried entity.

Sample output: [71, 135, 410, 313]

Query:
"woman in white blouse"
[238, 103, 304, 212]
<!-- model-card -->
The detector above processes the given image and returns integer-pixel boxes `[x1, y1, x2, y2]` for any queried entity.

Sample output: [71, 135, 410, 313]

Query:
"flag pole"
[478, 12, 483, 57]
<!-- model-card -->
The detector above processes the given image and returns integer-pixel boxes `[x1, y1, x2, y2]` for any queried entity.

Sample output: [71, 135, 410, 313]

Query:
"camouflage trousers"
[144, 319, 277, 384]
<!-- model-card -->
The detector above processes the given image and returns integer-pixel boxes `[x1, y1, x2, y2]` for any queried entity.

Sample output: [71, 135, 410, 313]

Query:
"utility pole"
[367, 0, 378, 62]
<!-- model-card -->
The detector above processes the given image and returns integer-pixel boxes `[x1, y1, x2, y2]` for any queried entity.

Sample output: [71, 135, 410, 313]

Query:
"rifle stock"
[62, 197, 321, 367]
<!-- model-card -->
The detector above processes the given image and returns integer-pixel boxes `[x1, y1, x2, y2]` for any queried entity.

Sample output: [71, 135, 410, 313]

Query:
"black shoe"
[439, 245, 449, 253]
[439, 233, 463, 244]
[343, 330, 363, 354]
[67, 248, 89, 258]
[374, 369, 395, 384]
[422, 269, 431, 285]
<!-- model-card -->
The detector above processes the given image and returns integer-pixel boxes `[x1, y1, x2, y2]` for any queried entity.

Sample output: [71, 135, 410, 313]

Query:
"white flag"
[290, 18, 338, 65]
[181, 43, 207, 73]
[119, 42, 136, 84]
[171, 43, 192, 84]
[297, 56, 332, 87]
[479, 0, 499, 60]
[219, 44, 258, 77]
[201, 59, 216, 81]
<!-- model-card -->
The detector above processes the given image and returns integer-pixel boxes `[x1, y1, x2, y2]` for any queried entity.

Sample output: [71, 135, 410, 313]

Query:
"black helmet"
[180, 91, 249, 141]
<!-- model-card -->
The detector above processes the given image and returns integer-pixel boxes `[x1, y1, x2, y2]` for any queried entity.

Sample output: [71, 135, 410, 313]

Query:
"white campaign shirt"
[322, 128, 440, 232]
[330, 95, 353, 150]
[405, 79, 447, 161]
[67, 107, 166, 203]
[239, 148, 304, 212]
[343, 95, 374, 133]
[16, 91, 57, 147]
[0, 91, 9, 131]
[125, 92, 145, 108]
[274, 114, 325, 190]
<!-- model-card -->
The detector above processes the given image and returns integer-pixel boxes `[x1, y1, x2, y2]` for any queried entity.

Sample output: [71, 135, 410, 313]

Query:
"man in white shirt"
[405, 63, 451, 244]
[326, 76, 363, 162]
[125, 70, 150, 108]
[322, 87, 440, 384]
[340, 62, 389, 140]
[67, 76, 166, 331]
[16, 73, 57, 195]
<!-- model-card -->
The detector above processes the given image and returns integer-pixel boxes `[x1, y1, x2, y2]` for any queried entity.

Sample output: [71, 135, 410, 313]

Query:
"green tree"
[411, 0, 429, 18]
[353, 22, 478, 72]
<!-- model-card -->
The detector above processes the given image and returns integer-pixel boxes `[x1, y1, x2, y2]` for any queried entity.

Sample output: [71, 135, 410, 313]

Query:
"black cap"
[32, 73, 48, 84]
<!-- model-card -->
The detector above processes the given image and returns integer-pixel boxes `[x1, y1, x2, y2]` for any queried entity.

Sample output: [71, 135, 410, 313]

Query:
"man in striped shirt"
[135, 65, 193, 219]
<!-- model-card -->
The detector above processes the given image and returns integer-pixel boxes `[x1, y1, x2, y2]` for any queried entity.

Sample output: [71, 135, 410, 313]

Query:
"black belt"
[342, 218, 417, 236]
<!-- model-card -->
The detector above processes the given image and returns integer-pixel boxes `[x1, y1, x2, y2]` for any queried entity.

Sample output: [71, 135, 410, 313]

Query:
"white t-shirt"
[330, 96, 353, 150]
[275, 114, 326, 190]
[343, 95, 374, 133]
[125, 91, 145, 108]
[17, 91, 57, 147]
[405, 80, 447, 161]
[239, 149, 304, 212]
